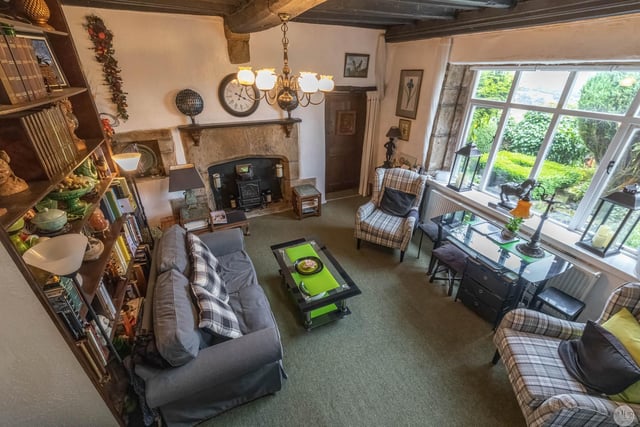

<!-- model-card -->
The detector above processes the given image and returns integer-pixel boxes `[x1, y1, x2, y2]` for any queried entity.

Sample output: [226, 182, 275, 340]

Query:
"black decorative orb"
[277, 88, 299, 112]
[175, 89, 204, 124]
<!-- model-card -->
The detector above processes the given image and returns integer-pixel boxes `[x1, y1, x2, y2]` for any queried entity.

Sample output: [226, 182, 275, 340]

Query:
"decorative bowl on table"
[294, 256, 323, 275]
[31, 208, 68, 232]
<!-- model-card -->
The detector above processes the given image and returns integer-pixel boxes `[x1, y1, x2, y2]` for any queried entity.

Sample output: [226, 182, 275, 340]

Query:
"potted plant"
[502, 216, 524, 240]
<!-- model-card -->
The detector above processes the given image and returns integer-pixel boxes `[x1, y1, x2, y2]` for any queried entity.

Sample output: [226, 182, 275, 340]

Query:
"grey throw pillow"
[379, 187, 416, 217]
[558, 320, 640, 395]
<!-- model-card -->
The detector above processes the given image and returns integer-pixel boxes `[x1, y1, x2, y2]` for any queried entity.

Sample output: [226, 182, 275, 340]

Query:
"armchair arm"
[399, 209, 419, 251]
[137, 326, 282, 408]
[356, 201, 376, 223]
[596, 282, 640, 324]
[497, 308, 585, 340]
[530, 394, 640, 427]
[198, 228, 244, 257]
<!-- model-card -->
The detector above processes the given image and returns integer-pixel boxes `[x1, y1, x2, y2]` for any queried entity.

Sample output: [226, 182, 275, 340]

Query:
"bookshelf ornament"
[84, 15, 129, 120]
[20, 0, 54, 31]
[0, 149, 28, 196]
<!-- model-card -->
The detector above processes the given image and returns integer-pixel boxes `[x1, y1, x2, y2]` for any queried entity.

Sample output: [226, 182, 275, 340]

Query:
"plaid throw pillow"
[191, 285, 243, 339]
[187, 233, 229, 303]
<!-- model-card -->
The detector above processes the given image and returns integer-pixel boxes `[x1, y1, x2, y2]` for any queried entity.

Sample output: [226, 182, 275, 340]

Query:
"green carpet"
[202, 196, 525, 426]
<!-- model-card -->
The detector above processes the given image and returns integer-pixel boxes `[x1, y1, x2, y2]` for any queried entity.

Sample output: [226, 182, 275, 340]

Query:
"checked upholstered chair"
[355, 167, 427, 262]
[492, 282, 640, 427]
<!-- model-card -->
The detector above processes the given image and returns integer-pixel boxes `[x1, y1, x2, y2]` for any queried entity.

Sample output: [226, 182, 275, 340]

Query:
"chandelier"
[236, 13, 334, 117]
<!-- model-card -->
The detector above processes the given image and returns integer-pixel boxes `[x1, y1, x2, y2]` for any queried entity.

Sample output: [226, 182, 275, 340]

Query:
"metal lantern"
[175, 89, 204, 124]
[447, 143, 481, 192]
[577, 185, 640, 257]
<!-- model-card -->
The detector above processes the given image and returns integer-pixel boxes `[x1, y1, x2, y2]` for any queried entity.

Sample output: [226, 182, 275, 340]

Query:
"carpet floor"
[202, 196, 525, 427]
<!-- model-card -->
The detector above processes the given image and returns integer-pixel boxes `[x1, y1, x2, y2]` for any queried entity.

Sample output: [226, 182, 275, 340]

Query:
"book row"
[0, 33, 50, 105]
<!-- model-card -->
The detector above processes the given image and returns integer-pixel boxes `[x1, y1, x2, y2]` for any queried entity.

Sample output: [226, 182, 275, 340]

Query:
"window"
[460, 67, 640, 252]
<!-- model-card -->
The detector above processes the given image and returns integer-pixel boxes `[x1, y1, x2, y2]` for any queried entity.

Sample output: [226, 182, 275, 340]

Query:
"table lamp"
[23, 234, 122, 363]
[169, 164, 206, 221]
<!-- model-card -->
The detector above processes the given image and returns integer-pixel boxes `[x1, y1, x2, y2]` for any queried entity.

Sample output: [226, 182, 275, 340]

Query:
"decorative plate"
[136, 144, 158, 176]
[294, 256, 324, 275]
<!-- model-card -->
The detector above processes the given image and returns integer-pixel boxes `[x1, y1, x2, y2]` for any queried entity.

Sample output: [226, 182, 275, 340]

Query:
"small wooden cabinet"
[456, 258, 521, 327]
[292, 184, 321, 219]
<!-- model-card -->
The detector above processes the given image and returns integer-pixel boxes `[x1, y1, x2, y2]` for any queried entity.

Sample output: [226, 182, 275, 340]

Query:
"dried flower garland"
[84, 15, 129, 120]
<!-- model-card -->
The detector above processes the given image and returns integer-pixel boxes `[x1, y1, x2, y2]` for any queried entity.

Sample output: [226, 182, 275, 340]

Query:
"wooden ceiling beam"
[224, 0, 328, 33]
[61, 0, 236, 15]
[309, 0, 455, 20]
[386, 0, 640, 42]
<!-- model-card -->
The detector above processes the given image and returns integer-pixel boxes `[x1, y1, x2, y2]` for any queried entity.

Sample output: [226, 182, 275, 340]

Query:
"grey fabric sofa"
[135, 225, 285, 426]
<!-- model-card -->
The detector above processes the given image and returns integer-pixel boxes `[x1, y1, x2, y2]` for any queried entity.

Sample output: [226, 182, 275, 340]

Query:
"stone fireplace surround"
[178, 122, 312, 214]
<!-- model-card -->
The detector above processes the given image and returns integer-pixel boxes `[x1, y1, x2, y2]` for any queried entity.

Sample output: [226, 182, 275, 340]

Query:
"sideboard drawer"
[460, 277, 503, 310]
[464, 259, 512, 298]
[458, 286, 500, 325]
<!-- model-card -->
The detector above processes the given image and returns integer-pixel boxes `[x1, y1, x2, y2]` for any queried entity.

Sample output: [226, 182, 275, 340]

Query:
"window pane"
[464, 106, 504, 184]
[537, 116, 599, 225]
[512, 71, 569, 108]
[472, 70, 514, 102]
[565, 71, 640, 115]
[485, 109, 552, 198]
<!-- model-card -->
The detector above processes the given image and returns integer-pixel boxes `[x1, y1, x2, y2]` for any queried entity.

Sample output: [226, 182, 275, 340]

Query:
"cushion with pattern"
[191, 285, 243, 339]
[187, 232, 228, 303]
[379, 188, 416, 217]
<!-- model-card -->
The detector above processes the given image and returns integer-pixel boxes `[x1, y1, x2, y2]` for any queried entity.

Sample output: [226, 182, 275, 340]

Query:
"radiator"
[543, 264, 602, 301]
[423, 188, 462, 222]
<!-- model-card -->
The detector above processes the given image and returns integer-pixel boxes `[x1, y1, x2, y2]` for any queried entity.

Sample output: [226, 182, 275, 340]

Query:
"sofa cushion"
[379, 187, 416, 217]
[228, 284, 276, 334]
[153, 269, 201, 367]
[497, 327, 587, 409]
[359, 209, 405, 244]
[217, 251, 259, 293]
[558, 321, 640, 395]
[157, 224, 189, 276]
[187, 232, 228, 303]
[603, 308, 640, 403]
[191, 285, 243, 339]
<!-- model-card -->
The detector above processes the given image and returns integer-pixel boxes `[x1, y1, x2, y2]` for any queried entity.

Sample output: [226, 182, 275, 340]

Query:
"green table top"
[285, 243, 340, 295]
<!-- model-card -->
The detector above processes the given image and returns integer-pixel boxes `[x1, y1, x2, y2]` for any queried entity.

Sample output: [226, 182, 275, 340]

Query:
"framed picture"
[396, 152, 417, 169]
[399, 119, 411, 141]
[336, 110, 356, 135]
[18, 33, 68, 87]
[343, 53, 370, 78]
[395, 69, 423, 119]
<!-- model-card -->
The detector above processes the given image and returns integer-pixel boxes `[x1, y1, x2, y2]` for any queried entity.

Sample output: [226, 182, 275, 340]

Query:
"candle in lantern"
[212, 173, 222, 189]
[592, 225, 613, 249]
[276, 163, 283, 178]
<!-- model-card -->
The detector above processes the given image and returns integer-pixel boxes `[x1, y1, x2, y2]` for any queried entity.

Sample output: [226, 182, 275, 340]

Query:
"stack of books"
[0, 34, 48, 105]
[43, 276, 84, 340]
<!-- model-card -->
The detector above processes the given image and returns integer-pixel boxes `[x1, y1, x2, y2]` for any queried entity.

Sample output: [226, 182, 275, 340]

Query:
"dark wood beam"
[61, 0, 236, 16]
[309, 0, 455, 20]
[225, 0, 328, 33]
[386, 0, 640, 42]
[421, 0, 513, 9]
[295, 14, 412, 29]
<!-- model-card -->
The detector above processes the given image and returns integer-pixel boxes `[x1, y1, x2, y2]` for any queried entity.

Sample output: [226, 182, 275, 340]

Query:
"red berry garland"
[84, 15, 129, 120]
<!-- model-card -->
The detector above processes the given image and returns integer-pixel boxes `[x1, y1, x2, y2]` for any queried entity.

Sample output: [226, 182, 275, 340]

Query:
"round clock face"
[218, 73, 260, 117]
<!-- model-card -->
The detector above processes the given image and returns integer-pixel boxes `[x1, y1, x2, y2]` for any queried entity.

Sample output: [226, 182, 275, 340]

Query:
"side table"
[292, 184, 321, 219]
[210, 210, 250, 236]
[180, 205, 210, 232]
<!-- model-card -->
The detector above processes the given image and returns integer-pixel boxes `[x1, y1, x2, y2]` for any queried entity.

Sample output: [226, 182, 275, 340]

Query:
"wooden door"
[325, 91, 366, 193]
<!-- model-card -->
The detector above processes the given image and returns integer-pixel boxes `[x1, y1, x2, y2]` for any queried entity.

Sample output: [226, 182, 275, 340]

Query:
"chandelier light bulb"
[298, 72, 319, 93]
[237, 67, 255, 85]
[256, 68, 277, 90]
[318, 75, 335, 92]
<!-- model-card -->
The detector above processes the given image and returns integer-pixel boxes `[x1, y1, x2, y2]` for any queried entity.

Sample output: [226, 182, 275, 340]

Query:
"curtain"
[360, 91, 380, 196]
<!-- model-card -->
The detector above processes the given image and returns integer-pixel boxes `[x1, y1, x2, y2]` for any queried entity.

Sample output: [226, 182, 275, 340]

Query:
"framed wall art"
[343, 53, 370, 78]
[395, 69, 423, 119]
[399, 119, 411, 141]
[19, 33, 68, 87]
[336, 110, 356, 135]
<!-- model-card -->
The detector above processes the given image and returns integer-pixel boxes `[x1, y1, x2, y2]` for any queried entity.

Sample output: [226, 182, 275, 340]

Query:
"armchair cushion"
[379, 188, 416, 217]
[558, 321, 640, 395]
[603, 308, 640, 403]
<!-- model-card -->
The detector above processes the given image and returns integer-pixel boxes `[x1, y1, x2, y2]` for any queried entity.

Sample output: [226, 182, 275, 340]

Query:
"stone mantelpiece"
[178, 122, 302, 210]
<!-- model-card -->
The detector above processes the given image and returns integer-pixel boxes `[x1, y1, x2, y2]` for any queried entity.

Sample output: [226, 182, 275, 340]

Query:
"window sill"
[427, 178, 638, 282]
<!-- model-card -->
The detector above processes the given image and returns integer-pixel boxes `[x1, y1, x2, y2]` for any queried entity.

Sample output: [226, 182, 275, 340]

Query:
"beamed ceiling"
[61, 0, 640, 42]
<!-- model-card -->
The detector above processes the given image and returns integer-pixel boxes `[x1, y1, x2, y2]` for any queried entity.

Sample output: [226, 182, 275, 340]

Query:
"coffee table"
[209, 210, 250, 235]
[271, 237, 361, 330]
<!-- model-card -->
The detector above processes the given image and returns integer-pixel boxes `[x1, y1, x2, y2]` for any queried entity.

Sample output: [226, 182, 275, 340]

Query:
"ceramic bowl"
[31, 208, 68, 232]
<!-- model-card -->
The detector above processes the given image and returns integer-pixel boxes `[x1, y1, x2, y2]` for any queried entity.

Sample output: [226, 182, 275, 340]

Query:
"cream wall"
[62, 6, 383, 224]
[0, 244, 116, 425]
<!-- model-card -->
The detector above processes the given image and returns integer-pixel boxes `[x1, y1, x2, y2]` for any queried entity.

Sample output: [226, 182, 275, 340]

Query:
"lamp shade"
[386, 126, 402, 139]
[169, 164, 205, 192]
[23, 234, 88, 276]
[112, 152, 141, 172]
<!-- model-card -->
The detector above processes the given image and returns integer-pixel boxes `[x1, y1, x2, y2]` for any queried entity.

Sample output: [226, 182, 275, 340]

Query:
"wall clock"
[218, 73, 260, 117]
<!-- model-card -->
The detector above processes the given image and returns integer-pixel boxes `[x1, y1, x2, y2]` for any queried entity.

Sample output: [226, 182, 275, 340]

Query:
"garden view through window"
[462, 67, 640, 253]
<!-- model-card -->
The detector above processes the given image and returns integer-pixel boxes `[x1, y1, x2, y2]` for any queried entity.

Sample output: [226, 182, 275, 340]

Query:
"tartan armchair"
[355, 167, 427, 262]
[493, 282, 640, 427]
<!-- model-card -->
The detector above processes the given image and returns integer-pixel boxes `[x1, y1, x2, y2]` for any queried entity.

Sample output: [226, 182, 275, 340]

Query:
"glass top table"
[433, 210, 573, 288]
[271, 237, 361, 330]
